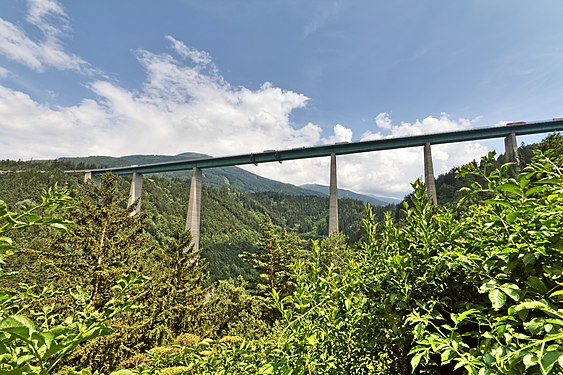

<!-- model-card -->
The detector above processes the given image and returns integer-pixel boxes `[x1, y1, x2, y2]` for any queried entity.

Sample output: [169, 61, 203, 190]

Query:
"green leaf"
[523, 353, 537, 369]
[479, 280, 498, 294]
[540, 351, 563, 374]
[525, 185, 546, 197]
[484, 199, 512, 208]
[49, 222, 68, 231]
[497, 183, 521, 195]
[307, 333, 317, 345]
[506, 211, 518, 223]
[410, 351, 424, 370]
[0, 237, 13, 245]
[198, 338, 214, 348]
[452, 309, 479, 324]
[526, 276, 548, 295]
[441, 349, 456, 365]
[0, 315, 36, 341]
[16, 354, 35, 365]
[525, 318, 545, 335]
[500, 283, 521, 302]
[523, 253, 537, 267]
[24, 214, 41, 223]
[537, 178, 560, 185]
[489, 289, 507, 310]
[513, 300, 548, 312]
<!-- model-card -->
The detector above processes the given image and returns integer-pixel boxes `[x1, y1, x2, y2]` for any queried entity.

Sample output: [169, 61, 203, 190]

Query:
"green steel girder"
[85, 118, 563, 176]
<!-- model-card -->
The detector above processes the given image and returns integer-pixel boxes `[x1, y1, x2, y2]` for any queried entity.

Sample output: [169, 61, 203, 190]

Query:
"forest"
[0, 133, 562, 374]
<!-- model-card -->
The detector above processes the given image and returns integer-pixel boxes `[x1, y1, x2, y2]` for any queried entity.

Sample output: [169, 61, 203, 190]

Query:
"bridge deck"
[77, 118, 563, 176]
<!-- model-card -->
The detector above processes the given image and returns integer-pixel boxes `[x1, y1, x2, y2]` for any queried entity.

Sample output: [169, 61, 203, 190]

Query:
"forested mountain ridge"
[60, 152, 394, 204]
[0, 137, 552, 282]
[60, 153, 325, 196]
[0, 158, 378, 282]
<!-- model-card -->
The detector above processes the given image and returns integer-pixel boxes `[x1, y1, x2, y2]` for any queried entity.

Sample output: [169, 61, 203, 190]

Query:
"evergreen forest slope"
[0, 138, 548, 281]
[60, 153, 325, 196]
[0, 158, 385, 282]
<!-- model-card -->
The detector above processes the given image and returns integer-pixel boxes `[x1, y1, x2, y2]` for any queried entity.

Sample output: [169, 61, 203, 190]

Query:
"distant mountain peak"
[299, 184, 396, 206]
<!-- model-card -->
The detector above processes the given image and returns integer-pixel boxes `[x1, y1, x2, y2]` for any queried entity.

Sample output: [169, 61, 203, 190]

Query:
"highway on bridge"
[79, 118, 563, 176]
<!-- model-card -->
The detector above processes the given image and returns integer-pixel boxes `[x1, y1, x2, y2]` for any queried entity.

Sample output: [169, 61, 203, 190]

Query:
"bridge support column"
[84, 172, 101, 187]
[424, 143, 438, 206]
[328, 153, 339, 234]
[186, 167, 202, 251]
[504, 132, 521, 172]
[127, 172, 143, 216]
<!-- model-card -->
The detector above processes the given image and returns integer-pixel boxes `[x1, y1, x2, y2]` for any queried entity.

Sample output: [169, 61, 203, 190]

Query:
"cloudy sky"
[1, 0, 562, 198]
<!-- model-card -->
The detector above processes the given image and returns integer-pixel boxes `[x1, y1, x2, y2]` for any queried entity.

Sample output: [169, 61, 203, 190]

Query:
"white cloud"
[249, 112, 489, 198]
[0, 1, 493, 199]
[26, 0, 70, 38]
[0, 29, 492, 198]
[321, 124, 353, 144]
[0, 36, 320, 160]
[0, 0, 91, 73]
[0, 66, 9, 77]
[165, 35, 213, 67]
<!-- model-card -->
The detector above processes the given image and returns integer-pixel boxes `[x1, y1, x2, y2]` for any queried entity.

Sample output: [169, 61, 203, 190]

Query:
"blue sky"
[1, 0, 562, 198]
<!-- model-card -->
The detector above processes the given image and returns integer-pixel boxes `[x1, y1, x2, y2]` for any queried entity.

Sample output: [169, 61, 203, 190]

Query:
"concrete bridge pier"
[186, 167, 202, 251]
[504, 132, 521, 172]
[84, 171, 101, 187]
[127, 172, 143, 216]
[328, 153, 339, 234]
[423, 143, 438, 205]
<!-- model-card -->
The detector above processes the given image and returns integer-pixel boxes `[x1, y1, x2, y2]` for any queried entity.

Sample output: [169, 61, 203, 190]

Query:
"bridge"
[76, 118, 563, 250]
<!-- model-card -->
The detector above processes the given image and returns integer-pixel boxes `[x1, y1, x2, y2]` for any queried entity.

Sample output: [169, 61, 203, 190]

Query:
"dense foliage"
[0, 187, 144, 374]
[0, 133, 561, 373]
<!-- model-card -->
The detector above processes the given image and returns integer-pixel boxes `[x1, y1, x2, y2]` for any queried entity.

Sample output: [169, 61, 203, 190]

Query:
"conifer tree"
[242, 215, 305, 298]
[140, 229, 208, 344]
[48, 173, 150, 307]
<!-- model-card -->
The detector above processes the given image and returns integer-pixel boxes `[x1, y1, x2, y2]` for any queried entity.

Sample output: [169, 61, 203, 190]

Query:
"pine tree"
[140, 229, 208, 344]
[48, 173, 150, 307]
[242, 215, 305, 298]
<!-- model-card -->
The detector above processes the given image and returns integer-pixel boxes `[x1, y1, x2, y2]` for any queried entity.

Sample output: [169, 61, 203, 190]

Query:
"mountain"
[59, 153, 326, 197]
[0, 158, 380, 282]
[60, 153, 403, 204]
[300, 184, 395, 206]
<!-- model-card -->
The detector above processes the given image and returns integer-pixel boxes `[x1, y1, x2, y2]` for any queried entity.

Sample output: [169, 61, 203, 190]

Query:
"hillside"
[7, 134, 560, 282]
[0, 158, 380, 282]
[60, 153, 326, 196]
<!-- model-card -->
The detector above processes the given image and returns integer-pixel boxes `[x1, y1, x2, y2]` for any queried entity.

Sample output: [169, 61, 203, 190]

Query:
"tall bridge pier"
[423, 143, 438, 205]
[504, 132, 520, 172]
[328, 153, 339, 234]
[127, 172, 143, 216]
[186, 168, 202, 251]
[84, 171, 101, 187]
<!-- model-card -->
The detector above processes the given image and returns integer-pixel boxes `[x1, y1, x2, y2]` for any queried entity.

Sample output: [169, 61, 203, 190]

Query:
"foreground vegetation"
[0, 134, 562, 373]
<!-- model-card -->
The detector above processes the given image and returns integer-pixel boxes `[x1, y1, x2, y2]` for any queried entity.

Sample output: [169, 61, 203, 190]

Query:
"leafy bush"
[271, 149, 563, 374]
[409, 152, 563, 374]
